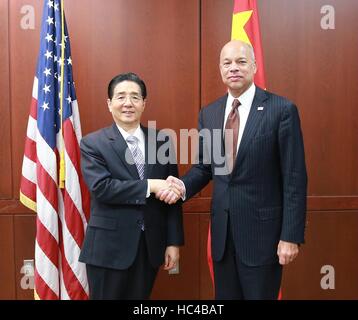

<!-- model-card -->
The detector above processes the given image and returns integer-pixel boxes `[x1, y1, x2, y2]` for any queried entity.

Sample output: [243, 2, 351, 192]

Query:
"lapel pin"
[257, 106, 264, 111]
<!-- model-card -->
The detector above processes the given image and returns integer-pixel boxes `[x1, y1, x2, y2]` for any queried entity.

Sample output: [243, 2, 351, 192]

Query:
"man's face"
[219, 41, 257, 97]
[107, 80, 146, 130]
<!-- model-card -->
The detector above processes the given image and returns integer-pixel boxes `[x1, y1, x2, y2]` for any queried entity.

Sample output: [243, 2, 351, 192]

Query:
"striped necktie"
[225, 98, 241, 173]
[126, 135, 145, 180]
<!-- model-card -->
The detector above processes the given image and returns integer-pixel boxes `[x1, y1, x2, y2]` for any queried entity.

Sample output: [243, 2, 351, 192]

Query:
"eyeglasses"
[113, 94, 143, 104]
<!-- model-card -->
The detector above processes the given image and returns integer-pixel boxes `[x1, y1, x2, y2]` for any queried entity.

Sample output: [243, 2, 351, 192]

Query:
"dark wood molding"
[2, 196, 358, 215]
[0, 200, 34, 215]
[184, 196, 358, 213]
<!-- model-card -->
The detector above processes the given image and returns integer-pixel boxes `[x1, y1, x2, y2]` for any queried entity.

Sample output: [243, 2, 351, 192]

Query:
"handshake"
[149, 176, 185, 204]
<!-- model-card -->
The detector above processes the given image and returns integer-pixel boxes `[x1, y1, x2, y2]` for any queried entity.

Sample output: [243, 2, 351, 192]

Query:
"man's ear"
[253, 61, 258, 74]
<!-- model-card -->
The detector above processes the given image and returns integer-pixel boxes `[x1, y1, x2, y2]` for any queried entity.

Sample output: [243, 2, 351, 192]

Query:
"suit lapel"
[107, 124, 140, 179]
[233, 87, 268, 171]
[209, 95, 231, 180]
[213, 95, 228, 132]
[211, 95, 228, 161]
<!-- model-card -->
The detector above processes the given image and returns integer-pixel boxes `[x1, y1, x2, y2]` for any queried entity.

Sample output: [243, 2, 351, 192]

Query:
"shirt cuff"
[146, 180, 151, 198]
[179, 179, 186, 201]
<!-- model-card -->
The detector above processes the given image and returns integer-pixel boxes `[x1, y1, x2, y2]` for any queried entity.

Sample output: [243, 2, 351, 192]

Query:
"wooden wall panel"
[201, 0, 232, 106]
[0, 215, 15, 299]
[0, 0, 12, 199]
[199, 0, 232, 198]
[199, 214, 214, 299]
[188, 212, 358, 300]
[258, 0, 358, 196]
[9, 0, 41, 198]
[151, 214, 200, 299]
[65, 0, 200, 176]
[14, 215, 36, 300]
[282, 211, 358, 299]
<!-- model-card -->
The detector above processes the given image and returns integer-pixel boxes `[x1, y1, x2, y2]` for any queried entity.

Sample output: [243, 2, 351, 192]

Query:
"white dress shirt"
[116, 124, 150, 197]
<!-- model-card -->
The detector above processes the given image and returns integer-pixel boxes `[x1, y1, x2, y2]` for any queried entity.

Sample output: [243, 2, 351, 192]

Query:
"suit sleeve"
[278, 104, 308, 243]
[164, 136, 184, 246]
[80, 136, 147, 205]
[181, 109, 213, 200]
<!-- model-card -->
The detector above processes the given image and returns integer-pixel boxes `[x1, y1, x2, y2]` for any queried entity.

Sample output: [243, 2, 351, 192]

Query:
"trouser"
[213, 221, 282, 300]
[86, 233, 158, 300]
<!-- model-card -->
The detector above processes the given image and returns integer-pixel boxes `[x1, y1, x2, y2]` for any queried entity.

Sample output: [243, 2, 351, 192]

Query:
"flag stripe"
[20, 175, 36, 199]
[59, 236, 88, 299]
[35, 201, 59, 264]
[34, 270, 58, 300]
[26, 116, 37, 143]
[32, 77, 38, 100]
[37, 164, 59, 222]
[21, 156, 37, 184]
[58, 189, 89, 298]
[37, 132, 58, 182]
[63, 119, 90, 224]
[63, 188, 85, 248]
[35, 240, 59, 295]
[24, 138, 37, 163]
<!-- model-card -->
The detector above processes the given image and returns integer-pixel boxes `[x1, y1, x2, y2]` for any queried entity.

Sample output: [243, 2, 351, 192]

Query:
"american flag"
[20, 0, 90, 300]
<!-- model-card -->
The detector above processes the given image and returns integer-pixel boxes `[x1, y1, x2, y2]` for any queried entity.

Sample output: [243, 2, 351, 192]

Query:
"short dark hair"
[107, 72, 147, 100]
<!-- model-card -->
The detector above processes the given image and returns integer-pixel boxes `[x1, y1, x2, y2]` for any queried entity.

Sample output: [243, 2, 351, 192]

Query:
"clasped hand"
[149, 176, 184, 204]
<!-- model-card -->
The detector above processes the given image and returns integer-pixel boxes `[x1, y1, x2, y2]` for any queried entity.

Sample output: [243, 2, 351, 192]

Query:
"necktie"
[126, 135, 145, 180]
[225, 99, 241, 173]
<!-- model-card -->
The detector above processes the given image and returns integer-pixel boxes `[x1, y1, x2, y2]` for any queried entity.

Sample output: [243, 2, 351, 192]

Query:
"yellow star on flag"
[231, 10, 253, 44]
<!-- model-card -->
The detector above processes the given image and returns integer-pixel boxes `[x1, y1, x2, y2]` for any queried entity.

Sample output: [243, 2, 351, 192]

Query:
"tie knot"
[126, 135, 138, 145]
[232, 99, 241, 110]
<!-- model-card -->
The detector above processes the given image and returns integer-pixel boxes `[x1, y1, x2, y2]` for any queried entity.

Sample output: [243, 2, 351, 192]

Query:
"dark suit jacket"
[182, 87, 307, 266]
[79, 124, 184, 270]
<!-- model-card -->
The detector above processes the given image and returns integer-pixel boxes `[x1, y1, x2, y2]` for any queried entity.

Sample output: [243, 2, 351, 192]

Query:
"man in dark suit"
[159, 40, 307, 299]
[79, 72, 184, 299]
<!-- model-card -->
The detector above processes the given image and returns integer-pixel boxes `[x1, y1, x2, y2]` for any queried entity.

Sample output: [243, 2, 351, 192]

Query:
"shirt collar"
[227, 83, 256, 109]
[116, 124, 144, 142]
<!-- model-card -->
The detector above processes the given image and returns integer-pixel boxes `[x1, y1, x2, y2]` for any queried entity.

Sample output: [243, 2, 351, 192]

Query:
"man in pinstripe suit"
[159, 40, 307, 299]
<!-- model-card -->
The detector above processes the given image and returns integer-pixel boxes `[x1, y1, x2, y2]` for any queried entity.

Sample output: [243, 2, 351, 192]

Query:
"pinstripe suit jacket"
[182, 87, 307, 266]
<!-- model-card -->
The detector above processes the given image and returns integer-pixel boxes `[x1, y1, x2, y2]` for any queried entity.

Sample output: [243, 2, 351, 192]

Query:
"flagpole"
[59, 0, 65, 188]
